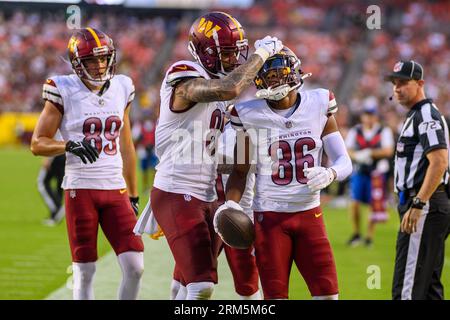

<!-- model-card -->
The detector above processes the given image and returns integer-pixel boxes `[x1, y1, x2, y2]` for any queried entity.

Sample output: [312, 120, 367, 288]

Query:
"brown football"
[217, 208, 255, 249]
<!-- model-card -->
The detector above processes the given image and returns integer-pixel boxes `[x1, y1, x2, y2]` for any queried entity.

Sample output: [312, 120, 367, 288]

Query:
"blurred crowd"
[0, 10, 166, 113]
[351, 0, 450, 133]
[1, 0, 449, 138]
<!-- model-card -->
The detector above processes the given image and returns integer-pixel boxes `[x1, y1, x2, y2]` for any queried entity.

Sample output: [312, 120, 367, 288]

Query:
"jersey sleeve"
[42, 79, 64, 114]
[417, 104, 448, 154]
[229, 106, 245, 131]
[127, 81, 135, 104]
[327, 90, 338, 116]
[166, 63, 204, 87]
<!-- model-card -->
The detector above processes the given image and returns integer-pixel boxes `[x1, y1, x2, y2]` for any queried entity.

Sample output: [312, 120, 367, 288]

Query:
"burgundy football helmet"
[67, 27, 116, 83]
[188, 12, 249, 77]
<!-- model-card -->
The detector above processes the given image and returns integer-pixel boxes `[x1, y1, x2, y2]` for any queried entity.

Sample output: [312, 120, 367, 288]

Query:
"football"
[217, 208, 255, 249]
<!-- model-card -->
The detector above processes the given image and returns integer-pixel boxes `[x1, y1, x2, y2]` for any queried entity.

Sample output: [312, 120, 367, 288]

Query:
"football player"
[31, 28, 144, 300]
[150, 11, 283, 300]
[215, 47, 353, 299]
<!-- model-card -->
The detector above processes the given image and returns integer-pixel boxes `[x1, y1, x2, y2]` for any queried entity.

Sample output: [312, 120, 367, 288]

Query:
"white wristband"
[254, 47, 270, 61]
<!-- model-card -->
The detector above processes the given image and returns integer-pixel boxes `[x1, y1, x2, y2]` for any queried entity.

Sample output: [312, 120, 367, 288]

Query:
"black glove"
[130, 196, 139, 216]
[66, 140, 99, 164]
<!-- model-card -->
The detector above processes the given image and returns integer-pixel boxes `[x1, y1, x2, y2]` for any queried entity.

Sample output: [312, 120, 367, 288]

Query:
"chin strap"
[255, 72, 312, 101]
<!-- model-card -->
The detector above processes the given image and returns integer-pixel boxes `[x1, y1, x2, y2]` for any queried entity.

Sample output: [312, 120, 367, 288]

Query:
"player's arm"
[120, 104, 139, 199]
[304, 115, 352, 191]
[321, 115, 352, 181]
[225, 130, 252, 203]
[213, 130, 251, 233]
[30, 101, 65, 157]
[172, 37, 283, 110]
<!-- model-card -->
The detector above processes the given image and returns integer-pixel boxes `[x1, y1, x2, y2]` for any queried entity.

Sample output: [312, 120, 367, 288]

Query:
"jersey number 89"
[83, 116, 122, 155]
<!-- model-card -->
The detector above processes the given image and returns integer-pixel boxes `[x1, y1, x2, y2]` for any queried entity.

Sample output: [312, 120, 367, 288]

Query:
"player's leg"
[52, 154, 66, 223]
[347, 173, 364, 246]
[171, 265, 187, 300]
[151, 188, 220, 300]
[293, 207, 339, 300]
[253, 211, 293, 300]
[367, 172, 388, 246]
[98, 190, 144, 300]
[224, 245, 261, 299]
[64, 189, 100, 300]
[37, 160, 59, 222]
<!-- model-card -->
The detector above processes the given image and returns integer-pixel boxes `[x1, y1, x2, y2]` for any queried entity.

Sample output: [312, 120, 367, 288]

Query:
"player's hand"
[400, 207, 422, 234]
[254, 36, 283, 61]
[213, 200, 243, 233]
[354, 149, 373, 165]
[129, 196, 139, 216]
[65, 140, 99, 164]
[304, 167, 335, 192]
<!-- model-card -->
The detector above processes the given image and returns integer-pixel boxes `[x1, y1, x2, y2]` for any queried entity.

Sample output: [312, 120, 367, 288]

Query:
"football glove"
[65, 140, 99, 164]
[213, 200, 243, 234]
[129, 196, 139, 216]
[304, 167, 335, 192]
[254, 36, 283, 61]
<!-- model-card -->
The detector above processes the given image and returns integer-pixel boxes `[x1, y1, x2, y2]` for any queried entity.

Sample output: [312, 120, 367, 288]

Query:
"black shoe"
[347, 234, 361, 247]
[364, 238, 373, 247]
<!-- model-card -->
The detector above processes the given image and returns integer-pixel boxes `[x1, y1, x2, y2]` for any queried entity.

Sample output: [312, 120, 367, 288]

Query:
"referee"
[386, 60, 450, 300]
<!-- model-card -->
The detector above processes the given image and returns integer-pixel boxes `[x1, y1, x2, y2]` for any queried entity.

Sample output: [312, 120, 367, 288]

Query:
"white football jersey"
[42, 74, 135, 190]
[217, 123, 255, 217]
[153, 60, 228, 202]
[231, 88, 337, 212]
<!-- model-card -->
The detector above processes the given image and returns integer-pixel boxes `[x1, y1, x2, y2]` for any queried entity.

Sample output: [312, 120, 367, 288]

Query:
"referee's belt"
[398, 184, 447, 205]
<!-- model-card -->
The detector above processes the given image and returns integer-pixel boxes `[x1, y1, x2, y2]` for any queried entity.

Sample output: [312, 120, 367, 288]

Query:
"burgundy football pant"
[254, 207, 338, 299]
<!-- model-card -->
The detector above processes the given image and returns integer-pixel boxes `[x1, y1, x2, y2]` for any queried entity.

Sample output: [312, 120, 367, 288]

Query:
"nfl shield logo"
[184, 194, 192, 202]
[70, 190, 76, 199]
[393, 62, 403, 72]
[285, 121, 293, 128]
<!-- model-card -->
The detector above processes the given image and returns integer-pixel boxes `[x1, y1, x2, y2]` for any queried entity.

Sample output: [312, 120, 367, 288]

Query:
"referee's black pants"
[392, 190, 450, 300]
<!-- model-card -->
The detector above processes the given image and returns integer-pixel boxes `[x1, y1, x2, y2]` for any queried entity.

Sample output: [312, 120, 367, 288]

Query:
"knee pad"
[118, 252, 144, 279]
[73, 262, 96, 284]
[186, 282, 214, 300]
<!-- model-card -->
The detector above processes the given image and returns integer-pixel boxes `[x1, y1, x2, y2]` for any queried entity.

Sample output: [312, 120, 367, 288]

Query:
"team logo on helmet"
[197, 18, 222, 38]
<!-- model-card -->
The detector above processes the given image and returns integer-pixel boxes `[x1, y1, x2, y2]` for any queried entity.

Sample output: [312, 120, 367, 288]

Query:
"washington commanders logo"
[197, 18, 222, 38]
[393, 62, 403, 72]
[67, 37, 79, 53]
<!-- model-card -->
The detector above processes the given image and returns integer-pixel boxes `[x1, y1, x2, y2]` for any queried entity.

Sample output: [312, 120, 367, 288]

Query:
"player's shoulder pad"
[310, 88, 338, 116]
[166, 60, 206, 87]
[234, 98, 266, 114]
[114, 74, 135, 103]
[42, 77, 64, 112]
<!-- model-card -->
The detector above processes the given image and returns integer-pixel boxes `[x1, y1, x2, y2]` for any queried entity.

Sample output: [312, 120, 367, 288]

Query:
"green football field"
[0, 147, 448, 300]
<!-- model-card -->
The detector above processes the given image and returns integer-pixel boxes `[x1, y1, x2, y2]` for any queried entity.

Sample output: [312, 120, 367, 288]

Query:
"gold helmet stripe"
[86, 27, 102, 47]
[221, 12, 243, 41]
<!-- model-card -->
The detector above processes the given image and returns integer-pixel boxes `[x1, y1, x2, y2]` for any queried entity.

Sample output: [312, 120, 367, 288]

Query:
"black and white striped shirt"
[394, 99, 450, 193]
